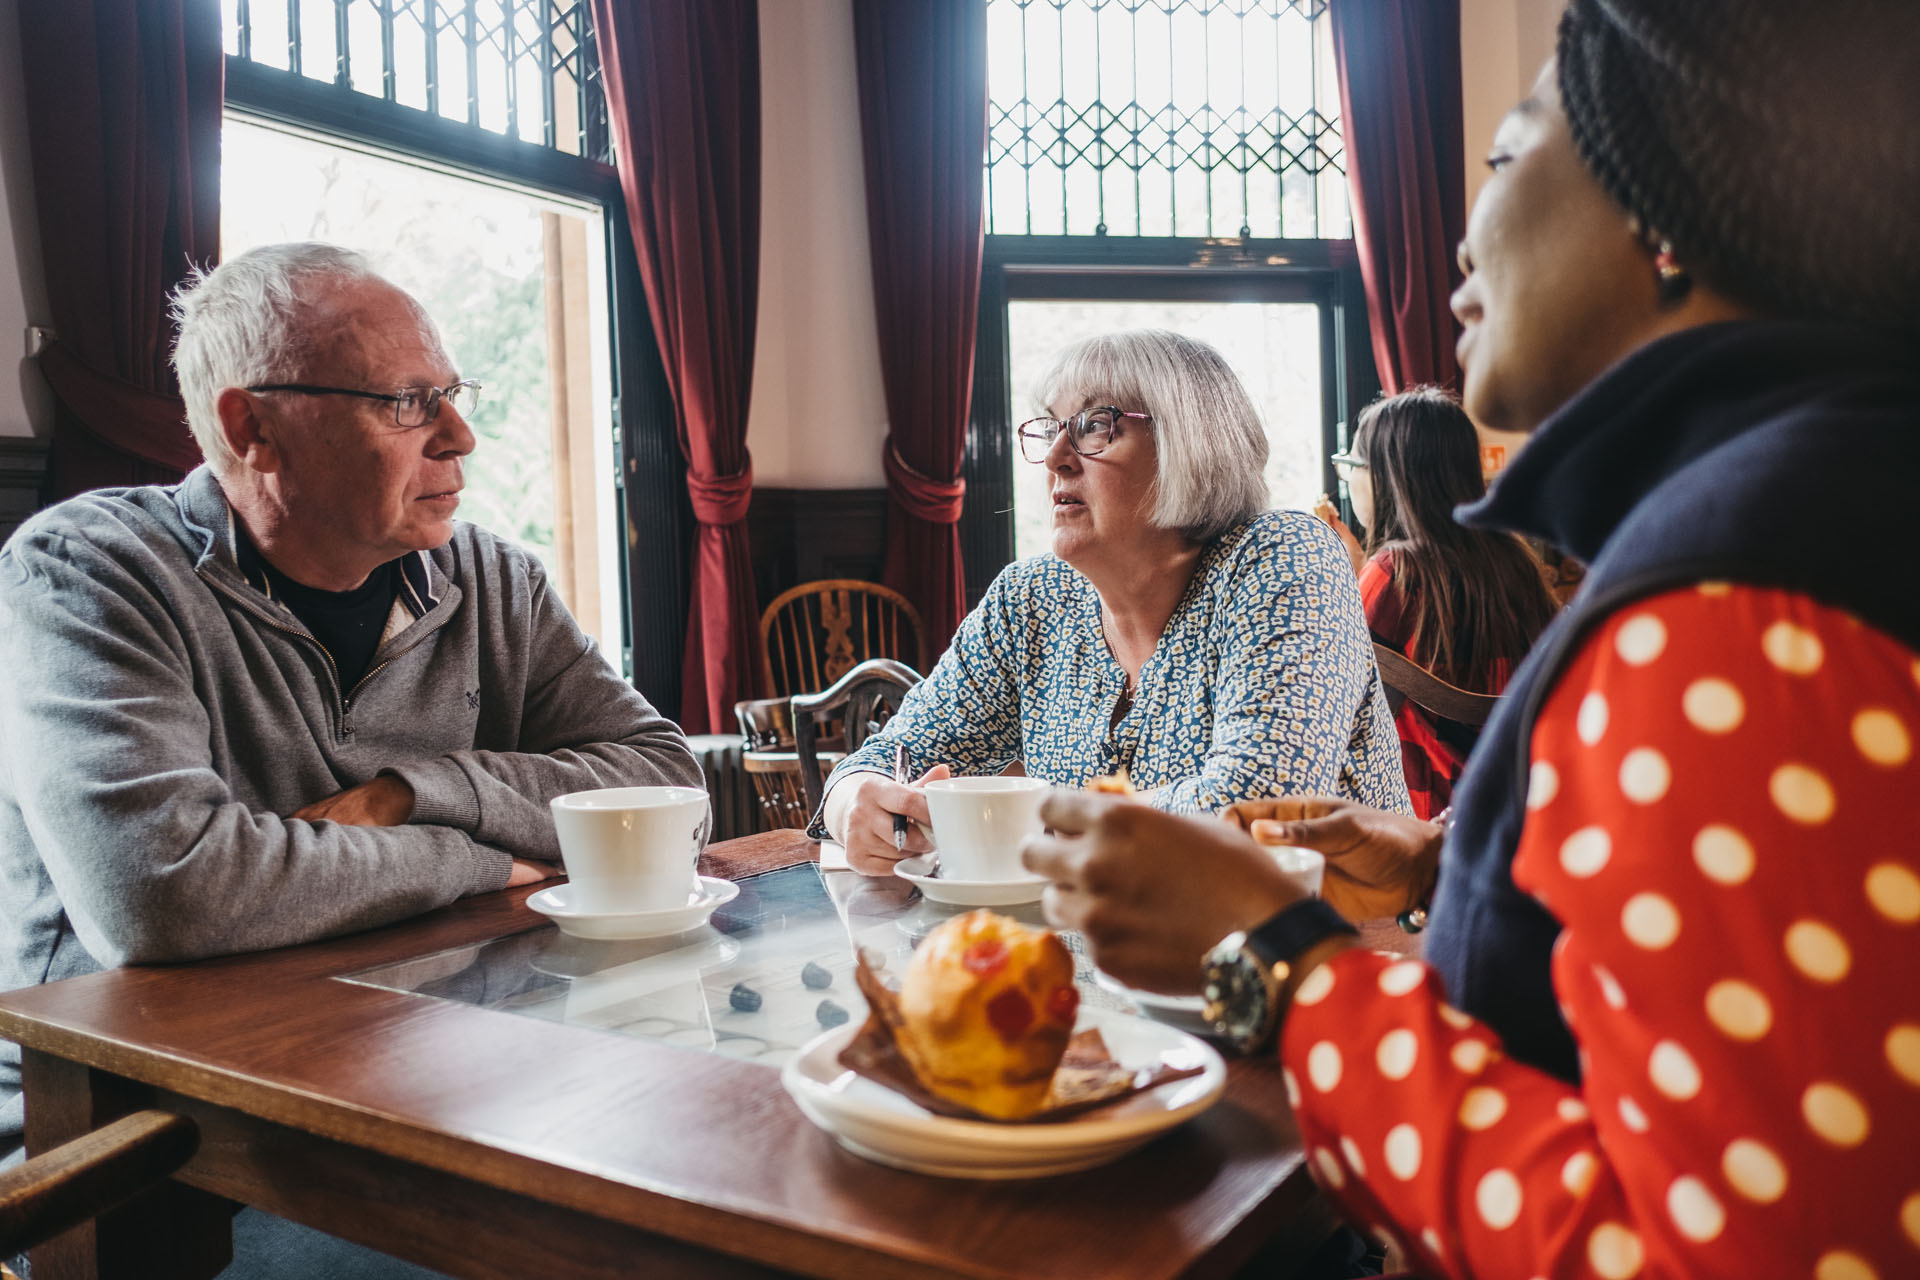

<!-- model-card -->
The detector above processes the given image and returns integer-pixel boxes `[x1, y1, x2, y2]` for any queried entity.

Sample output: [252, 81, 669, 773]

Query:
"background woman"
[1026, 1, 1920, 1274]
[1329, 388, 1559, 817]
[819, 329, 1409, 874]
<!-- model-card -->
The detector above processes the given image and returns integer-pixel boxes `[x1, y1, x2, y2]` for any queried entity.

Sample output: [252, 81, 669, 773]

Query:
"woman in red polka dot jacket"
[1023, 1, 1920, 1277]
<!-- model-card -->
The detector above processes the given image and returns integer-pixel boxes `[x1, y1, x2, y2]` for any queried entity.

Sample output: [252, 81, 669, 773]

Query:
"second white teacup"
[922, 775, 1051, 881]
[551, 785, 711, 914]
[1266, 843, 1327, 897]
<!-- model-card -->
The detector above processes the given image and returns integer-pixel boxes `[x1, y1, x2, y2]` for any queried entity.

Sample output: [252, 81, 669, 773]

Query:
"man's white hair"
[170, 242, 387, 475]
[1033, 329, 1270, 543]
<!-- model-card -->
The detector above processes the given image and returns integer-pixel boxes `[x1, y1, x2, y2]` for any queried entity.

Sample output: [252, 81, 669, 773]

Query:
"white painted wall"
[1459, 0, 1561, 466]
[0, 0, 51, 439]
[1460, 0, 1563, 214]
[746, 0, 889, 488]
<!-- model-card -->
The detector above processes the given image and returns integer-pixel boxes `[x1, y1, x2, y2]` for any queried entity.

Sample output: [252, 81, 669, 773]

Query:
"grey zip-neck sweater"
[0, 467, 699, 1160]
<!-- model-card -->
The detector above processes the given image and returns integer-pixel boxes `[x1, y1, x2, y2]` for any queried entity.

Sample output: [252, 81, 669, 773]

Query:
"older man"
[0, 244, 698, 1189]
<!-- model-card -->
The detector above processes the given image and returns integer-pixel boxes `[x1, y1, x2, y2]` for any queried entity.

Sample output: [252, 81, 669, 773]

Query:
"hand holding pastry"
[1312, 494, 1366, 574]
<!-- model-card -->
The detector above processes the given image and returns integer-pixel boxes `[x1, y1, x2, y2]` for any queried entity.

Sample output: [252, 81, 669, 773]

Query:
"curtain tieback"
[37, 339, 204, 473]
[685, 462, 754, 526]
[883, 435, 965, 524]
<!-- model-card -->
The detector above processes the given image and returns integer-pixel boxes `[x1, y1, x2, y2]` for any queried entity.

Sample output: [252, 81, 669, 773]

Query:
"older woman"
[819, 329, 1408, 874]
[1027, 2, 1920, 1275]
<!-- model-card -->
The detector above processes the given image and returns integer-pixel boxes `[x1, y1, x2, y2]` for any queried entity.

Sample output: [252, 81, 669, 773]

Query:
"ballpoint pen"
[892, 743, 911, 851]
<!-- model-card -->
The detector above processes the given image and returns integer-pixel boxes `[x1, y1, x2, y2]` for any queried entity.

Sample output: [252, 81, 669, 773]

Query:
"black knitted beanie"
[1556, 0, 1920, 339]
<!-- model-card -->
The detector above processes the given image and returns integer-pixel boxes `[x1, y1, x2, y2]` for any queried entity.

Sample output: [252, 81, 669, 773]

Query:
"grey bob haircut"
[1033, 329, 1269, 543]
[170, 242, 389, 476]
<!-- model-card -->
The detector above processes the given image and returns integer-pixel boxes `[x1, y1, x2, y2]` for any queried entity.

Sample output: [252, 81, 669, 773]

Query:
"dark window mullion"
[464, 0, 480, 128]
[380, 0, 397, 102]
[504, 0, 519, 143]
[287, 0, 302, 76]
[539, 0, 557, 150]
[424, 0, 440, 116]
[237, 0, 253, 60]
[333, 0, 351, 89]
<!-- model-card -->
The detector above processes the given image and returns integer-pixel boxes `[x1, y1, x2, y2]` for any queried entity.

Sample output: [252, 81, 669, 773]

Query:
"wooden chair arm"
[792, 659, 923, 817]
[1372, 644, 1502, 728]
[0, 1110, 199, 1256]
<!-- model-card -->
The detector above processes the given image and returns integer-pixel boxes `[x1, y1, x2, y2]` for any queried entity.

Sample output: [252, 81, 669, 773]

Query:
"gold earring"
[1653, 238, 1692, 306]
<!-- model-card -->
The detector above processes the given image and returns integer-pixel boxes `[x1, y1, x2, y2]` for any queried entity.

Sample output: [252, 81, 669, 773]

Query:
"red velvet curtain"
[591, 0, 761, 733]
[851, 0, 987, 655]
[1329, 0, 1466, 394]
[18, 0, 221, 499]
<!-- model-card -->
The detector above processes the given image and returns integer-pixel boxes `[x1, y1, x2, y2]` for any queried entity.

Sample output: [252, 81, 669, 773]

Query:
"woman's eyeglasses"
[1017, 406, 1152, 463]
[1330, 451, 1369, 471]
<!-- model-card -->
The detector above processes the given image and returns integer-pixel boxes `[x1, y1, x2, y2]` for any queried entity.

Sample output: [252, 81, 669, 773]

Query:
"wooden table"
[0, 831, 1333, 1280]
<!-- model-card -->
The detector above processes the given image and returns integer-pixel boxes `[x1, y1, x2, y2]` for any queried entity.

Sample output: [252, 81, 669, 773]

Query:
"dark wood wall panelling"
[745, 487, 889, 615]
[0, 437, 49, 545]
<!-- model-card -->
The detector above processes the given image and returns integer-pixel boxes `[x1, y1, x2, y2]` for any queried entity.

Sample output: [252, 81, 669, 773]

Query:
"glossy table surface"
[0, 830, 1330, 1280]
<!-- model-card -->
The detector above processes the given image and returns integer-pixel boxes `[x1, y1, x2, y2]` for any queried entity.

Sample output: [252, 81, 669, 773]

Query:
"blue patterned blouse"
[822, 511, 1412, 817]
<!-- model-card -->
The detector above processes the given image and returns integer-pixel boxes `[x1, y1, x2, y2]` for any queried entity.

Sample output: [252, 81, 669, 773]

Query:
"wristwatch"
[1203, 899, 1358, 1054]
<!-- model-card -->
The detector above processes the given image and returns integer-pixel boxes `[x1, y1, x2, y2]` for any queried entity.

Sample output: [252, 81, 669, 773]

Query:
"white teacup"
[551, 786, 711, 914]
[1266, 844, 1327, 897]
[922, 776, 1051, 881]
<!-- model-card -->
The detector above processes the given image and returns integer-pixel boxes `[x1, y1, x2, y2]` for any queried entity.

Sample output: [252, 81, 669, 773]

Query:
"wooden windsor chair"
[791, 658, 923, 819]
[759, 579, 925, 701]
[732, 697, 843, 832]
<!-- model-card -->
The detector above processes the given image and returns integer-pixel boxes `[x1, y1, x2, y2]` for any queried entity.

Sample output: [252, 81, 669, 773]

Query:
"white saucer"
[528, 876, 740, 940]
[781, 1009, 1225, 1178]
[1091, 967, 1212, 1035]
[893, 854, 1047, 907]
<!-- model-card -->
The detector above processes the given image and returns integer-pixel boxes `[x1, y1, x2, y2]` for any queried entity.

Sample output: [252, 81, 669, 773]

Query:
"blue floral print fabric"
[823, 511, 1411, 816]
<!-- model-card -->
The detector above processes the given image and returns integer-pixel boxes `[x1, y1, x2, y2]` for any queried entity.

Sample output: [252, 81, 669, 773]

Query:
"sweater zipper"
[203, 575, 442, 744]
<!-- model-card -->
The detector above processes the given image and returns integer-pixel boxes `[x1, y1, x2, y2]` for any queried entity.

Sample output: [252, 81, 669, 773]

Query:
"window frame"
[962, 233, 1377, 605]
[222, 57, 691, 714]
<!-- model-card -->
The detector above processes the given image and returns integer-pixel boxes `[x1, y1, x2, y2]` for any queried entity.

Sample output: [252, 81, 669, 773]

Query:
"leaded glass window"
[987, 0, 1348, 239]
[223, 0, 609, 161]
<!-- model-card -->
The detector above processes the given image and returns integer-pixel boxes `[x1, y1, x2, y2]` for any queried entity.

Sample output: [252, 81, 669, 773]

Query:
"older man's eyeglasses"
[245, 380, 483, 429]
[1017, 406, 1152, 464]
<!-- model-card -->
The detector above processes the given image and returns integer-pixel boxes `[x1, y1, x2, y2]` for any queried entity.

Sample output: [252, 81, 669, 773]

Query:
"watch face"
[1203, 952, 1268, 1045]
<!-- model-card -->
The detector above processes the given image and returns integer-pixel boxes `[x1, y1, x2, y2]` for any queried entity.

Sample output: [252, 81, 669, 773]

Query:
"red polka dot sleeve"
[1279, 584, 1920, 1278]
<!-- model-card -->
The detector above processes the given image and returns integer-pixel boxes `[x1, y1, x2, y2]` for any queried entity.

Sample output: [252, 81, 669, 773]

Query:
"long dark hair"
[1354, 388, 1558, 689]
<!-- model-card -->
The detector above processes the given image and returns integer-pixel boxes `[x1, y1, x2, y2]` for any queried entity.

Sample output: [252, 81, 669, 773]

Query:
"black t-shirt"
[233, 526, 401, 695]
[263, 560, 399, 695]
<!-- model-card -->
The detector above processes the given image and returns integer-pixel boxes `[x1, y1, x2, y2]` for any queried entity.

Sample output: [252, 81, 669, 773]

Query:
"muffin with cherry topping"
[895, 910, 1081, 1120]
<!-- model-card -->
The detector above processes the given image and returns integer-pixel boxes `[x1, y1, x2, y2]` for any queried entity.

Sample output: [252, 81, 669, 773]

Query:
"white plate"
[1091, 968, 1213, 1035]
[893, 854, 1047, 907]
[528, 876, 740, 940]
[780, 1010, 1225, 1179]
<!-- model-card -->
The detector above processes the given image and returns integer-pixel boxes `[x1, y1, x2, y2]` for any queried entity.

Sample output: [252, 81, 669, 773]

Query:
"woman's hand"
[1313, 494, 1366, 575]
[1022, 791, 1301, 995]
[1222, 796, 1441, 923]
[825, 765, 950, 876]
